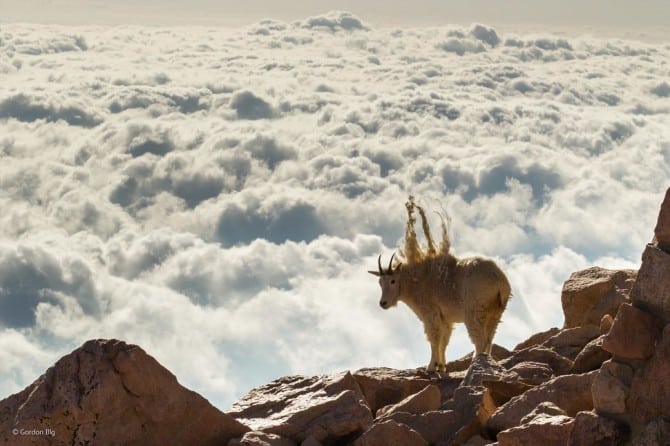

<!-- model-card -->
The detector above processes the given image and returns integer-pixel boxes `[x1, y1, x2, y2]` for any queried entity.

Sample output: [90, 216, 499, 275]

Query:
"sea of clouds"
[1, 11, 669, 409]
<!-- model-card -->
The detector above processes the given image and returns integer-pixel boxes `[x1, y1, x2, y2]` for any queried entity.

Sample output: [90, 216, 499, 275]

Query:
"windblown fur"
[370, 196, 511, 372]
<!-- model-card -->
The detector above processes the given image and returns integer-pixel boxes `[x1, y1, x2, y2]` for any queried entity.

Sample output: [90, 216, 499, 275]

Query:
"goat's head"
[368, 253, 402, 309]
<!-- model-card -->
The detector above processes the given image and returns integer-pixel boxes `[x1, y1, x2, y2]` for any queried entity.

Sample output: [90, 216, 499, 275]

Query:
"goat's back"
[456, 256, 511, 307]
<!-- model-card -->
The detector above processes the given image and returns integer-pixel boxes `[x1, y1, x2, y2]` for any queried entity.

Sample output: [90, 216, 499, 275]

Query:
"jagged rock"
[543, 326, 601, 360]
[486, 370, 597, 434]
[481, 380, 534, 408]
[519, 402, 567, 425]
[628, 324, 670, 427]
[561, 267, 636, 329]
[600, 314, 614, 334]
[592, 360, 633, 415]
[629, 418, 670, 446]
[508, 361, 554, 386]
[501, 346, 573, 375]
[602, 303, 663, 360]
[571, 335, 611, 373]
[567, 411, 628, 446]
[228, 372, 372, 444]
[384, 410, 459, 444]
[497, 413, 574, 446]
[353, 368, 458, 414]
[441, 386, 490, 445]
[0, 339, 249, 446]
[513, 328, 561, 351]
[653, 187, 670, 252]
[463, 354, 519, 387]
[228, 431, 297, 446]
[630, 245, 670, 323]
[377, 384, 441, 418]
[352, 420, 427, 446]
[444, 344, 513, 373]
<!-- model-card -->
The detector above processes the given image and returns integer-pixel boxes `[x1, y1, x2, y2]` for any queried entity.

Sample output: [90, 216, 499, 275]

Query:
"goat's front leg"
[424, 324, 441, 372]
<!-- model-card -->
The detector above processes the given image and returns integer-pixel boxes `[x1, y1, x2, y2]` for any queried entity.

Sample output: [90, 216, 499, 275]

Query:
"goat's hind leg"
[436, 324, 453, 372]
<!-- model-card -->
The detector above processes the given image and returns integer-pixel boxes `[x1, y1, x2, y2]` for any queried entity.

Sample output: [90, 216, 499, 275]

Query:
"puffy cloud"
[0, 94, 102, 128]
[0, 17, 669, 410]
[295, 11, 368, 32]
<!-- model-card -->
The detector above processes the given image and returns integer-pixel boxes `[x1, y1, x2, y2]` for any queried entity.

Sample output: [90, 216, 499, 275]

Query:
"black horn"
[388, 253, 395, 273]
[378, 254, 383, 275]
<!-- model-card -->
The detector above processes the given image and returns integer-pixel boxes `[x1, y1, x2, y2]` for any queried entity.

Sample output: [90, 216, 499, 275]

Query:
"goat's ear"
[368, 270, 381, 276]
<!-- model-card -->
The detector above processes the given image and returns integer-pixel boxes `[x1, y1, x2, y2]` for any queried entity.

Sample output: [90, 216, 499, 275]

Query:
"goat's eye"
[390, 279, 396, 284]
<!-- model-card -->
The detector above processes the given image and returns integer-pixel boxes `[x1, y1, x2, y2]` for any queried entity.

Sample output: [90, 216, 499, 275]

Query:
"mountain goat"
[369, 196, 511, 372]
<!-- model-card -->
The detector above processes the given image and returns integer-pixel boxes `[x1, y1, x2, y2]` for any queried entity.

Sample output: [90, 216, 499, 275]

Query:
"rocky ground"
[2, 188, 670, 445]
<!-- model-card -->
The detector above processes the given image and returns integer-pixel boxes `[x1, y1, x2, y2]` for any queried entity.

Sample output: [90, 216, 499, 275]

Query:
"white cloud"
[1, 15, 669, 410]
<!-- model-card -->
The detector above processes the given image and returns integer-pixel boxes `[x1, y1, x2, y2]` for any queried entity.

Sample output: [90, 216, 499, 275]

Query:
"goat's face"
[368, 253, 402, 310]
[376, 274, 400, 309]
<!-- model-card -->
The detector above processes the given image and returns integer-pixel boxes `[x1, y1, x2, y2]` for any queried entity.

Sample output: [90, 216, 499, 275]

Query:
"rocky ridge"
[2, 188, 670, 445]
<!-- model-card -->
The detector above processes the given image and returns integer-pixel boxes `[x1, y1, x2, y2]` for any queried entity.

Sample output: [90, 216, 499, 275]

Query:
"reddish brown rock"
[385, 410, 459, 444]
[352, 368, 451, 414]
[508, 361, 554, 386]
[653, 187, 670, 252]
[567, 411, 628, 446]
[592, 360, 633, 415]
[602, 303, 663, 360]
[571, 335, 611, 373]
[629, 418, 670, 446]
[444, 344, 513, 373]
[513, 328, 561, 351]
[228, 372, 372, 444]
[628, 324, 670, 427]
[0, 339, 249, 446]
[486, 371, 597, 434]
[441, 386, 492, 445]
[561, 267, 636, 329]
[630, 245, 670, 323]
[497, 413, 575, 446]
[544, 326, 602, 360]
[352, 420, 427, 446]
[519, 402, 567, 425]
[228, 431, 297, 446]
[376, 384, 441, 418]
[501, 346, 573, 375]
[463, 354, 520, 387]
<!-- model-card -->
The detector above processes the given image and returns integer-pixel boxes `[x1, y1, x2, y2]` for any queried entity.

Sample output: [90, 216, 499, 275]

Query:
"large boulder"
[602, 303, 663, 360]
[592, 359, 634, 416]
[653, 187, 670, 252]
[228, 371, 372, 444]
[630, 245, 670, 323]
[0, 339, 248, 446]
[561, 267, 637, 329]
[567, 411, 628, 446]
[627, 324, 670, 428]
[571, 335, 611, 374]
[486, 371, 597, 434]
[497, 413, 574, 446]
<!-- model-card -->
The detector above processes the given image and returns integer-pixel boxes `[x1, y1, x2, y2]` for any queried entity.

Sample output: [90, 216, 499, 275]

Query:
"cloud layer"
[0, 13, 668, 409]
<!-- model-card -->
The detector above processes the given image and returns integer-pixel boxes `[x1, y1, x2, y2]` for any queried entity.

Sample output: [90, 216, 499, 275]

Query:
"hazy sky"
[2, 0, 670, 28]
